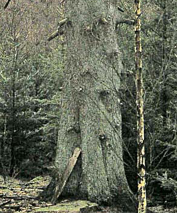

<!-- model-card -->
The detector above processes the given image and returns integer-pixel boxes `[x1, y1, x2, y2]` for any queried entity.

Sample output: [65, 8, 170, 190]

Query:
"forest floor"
[0, 175, 176, 213]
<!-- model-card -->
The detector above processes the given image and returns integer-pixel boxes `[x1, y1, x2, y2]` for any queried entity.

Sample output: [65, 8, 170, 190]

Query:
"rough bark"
[45, 0, 136, 211]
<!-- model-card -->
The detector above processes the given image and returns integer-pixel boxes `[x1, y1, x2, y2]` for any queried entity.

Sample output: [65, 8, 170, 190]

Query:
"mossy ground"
[35, 200, 98, 212]
[0, 175, 176, 213]
[0, 175, 98, 213]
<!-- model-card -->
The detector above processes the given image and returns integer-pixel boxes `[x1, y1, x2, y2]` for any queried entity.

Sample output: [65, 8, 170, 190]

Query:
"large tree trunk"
[46, 0, 136, 210]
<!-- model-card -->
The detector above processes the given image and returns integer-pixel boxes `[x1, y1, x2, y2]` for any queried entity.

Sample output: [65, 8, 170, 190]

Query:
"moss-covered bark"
[46, 0, 136, 210]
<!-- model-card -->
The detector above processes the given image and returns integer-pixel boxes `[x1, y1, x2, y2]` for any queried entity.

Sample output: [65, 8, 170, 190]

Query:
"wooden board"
[51, 147, 81, 204]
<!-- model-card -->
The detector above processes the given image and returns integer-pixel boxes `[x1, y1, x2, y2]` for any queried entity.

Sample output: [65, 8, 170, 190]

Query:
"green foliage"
[0, 0, 64, 177]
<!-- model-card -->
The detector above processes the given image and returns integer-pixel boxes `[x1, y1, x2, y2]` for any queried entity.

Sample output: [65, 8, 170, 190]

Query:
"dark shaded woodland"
[0, 0, 176, 212]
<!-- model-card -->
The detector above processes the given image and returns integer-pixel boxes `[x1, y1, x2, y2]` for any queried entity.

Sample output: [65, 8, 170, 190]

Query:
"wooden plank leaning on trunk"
[51, 147, 81, 204]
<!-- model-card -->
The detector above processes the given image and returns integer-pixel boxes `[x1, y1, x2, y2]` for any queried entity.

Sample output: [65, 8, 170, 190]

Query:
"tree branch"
[4, 0, 12, 9]
[118, 7, 124, 13]
[48, 30, 64, 41]
[116, 19, 135, 26]
[47, 18, 68, 41]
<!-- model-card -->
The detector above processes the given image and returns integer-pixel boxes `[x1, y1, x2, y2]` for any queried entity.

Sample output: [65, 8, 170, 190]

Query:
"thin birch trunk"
[134, 1, 146, 213]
